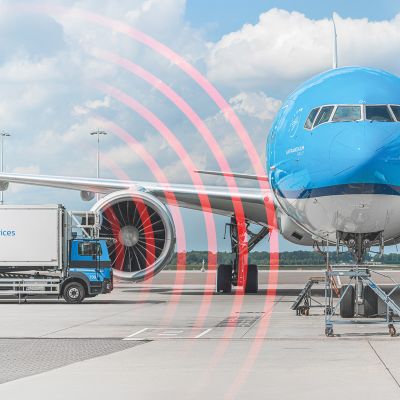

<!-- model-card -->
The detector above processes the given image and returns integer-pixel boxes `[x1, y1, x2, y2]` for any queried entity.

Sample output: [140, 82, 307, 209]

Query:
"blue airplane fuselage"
[266, 67, 400, 242]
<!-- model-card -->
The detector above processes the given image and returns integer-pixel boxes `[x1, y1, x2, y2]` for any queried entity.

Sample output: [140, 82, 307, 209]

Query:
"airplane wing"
[0, 172, 272, 224]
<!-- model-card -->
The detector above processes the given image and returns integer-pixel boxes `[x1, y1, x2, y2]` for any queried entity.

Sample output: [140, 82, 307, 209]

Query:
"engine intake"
[91, 190, 176, 281]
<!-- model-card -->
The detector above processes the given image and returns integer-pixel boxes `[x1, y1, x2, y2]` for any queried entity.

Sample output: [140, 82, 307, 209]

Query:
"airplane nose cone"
[329, 123, 398, 180]
[329, 127, 365, 176]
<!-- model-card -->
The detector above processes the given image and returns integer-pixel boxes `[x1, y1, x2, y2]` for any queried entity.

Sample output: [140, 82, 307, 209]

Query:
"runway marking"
[158, 330, 184, 337]
[123, 328, 213, 340]
[194, 328, 212, 338]
[123, 328, 148, 340]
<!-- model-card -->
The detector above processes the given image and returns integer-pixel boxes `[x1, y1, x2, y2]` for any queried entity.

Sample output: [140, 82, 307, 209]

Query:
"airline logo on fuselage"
[286, 145, 304, 155]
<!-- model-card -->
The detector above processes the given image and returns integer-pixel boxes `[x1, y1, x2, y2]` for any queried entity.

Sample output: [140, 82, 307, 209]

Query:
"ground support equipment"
[291, 277, 325, 315]
[324, 266, 400, 337]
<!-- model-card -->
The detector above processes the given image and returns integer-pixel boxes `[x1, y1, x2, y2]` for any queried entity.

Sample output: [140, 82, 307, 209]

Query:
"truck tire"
[63, 282, 85, 304]
[340, 285, 355, 318]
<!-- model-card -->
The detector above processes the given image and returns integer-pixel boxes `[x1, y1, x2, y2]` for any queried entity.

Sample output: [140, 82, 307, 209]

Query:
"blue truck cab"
[61, 239, 113, 303]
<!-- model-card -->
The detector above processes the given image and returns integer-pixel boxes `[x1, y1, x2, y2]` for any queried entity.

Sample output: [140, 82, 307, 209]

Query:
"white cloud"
[206, 9, 400, 94]
[2, 2, 400, 250]
[0, 57, 61, 83]
[9, 165, 40, 193]
[72, 96, 110, 116]
[229, 91, 281, 121]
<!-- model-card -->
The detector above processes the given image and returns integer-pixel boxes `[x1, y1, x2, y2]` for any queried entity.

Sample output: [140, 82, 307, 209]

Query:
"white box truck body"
[0, 204, 63, 269]
[0, 205, 113, 303]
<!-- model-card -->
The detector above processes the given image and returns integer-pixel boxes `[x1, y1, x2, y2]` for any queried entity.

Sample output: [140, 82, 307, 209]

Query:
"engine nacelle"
[0, 181, 9, 191]
[91, 190, 176, 282]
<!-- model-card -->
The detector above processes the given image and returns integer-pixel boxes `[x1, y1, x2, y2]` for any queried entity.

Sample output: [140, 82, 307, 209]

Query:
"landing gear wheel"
[216, 264, 232, 293]
[325, 327, 334, 337]
[245, 264, 258, 293]
[340, 285, 355, 318]
[389, 324, 396, 337]
[63, 282, 85, 304]
[364, 286, 378, 317]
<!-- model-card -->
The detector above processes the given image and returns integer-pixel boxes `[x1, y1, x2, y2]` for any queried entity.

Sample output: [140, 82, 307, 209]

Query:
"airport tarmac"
[0, 270, 400, 399]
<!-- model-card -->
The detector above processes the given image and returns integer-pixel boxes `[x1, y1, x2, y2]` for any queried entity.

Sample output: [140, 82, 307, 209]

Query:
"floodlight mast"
[89, 129, 108, 202]
[0, 132, 11, 205]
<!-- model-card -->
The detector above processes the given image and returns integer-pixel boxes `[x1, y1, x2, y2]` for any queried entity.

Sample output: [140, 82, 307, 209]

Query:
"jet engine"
[91, 190, 176, 282]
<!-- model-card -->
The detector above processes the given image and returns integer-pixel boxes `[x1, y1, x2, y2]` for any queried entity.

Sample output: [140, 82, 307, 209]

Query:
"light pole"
[90, 130, 108, 201]
[0, 132, 10, 205]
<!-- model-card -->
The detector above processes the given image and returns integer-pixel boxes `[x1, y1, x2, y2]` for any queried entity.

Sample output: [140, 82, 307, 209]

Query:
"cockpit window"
[365, 105, 394, 122]
[390, 105, 400, 121]
[313, 106, 334, 127]
[332, 106, 361, 122]
[305, 104, 400, 131]
[304, 108, 319, 129]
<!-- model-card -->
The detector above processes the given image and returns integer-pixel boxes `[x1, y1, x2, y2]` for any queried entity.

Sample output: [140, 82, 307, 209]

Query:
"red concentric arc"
[93, 83, 219, 321]
[10, 3, 281, 390]
[92, 48, 251, 329]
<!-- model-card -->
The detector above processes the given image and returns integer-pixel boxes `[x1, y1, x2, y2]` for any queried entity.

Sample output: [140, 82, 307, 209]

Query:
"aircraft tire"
[364, 286, 378, 317]
[245, 264, 258, 293]
[340, 285, 355, 318]
[216, 264, 232, 293]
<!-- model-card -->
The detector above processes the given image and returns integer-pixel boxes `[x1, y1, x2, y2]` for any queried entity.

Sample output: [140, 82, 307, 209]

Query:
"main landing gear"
[216, 217, 269, 294]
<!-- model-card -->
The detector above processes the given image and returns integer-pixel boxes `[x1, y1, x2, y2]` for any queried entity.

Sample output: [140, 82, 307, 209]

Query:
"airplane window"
[365, 105, 394, 122]
[390, 105, 400, 121]
[313, 106, 334, 127]
[304, 108, 319, 129]
[332, 106, 361, 122]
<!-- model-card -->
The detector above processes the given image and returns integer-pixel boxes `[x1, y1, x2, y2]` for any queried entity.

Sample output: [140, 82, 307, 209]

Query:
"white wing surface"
[0, 172, 272, 224]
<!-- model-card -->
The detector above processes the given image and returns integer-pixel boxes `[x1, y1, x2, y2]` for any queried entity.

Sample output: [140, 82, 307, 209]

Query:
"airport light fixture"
[90, 130, 108, 201]
[0, 132, 11, 205]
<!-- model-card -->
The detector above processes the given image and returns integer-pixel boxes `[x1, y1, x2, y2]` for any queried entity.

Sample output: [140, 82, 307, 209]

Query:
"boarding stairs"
[291, 277, 324, 315]
[364, 276, 400, 317]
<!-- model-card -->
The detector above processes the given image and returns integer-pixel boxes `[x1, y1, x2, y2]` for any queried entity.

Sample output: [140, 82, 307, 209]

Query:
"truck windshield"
[78, 242, 102, 256]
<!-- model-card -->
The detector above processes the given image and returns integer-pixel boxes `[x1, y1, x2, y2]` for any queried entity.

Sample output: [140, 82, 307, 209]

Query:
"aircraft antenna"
[332, 14, 338, 69]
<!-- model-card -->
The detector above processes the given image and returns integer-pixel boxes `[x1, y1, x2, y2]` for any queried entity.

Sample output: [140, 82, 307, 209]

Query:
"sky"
[1, 1, 400, 253]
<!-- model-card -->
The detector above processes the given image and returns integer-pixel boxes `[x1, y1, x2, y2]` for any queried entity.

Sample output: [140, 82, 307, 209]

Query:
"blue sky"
[2, 1, 400, 253]
[186, 0, 400, 40]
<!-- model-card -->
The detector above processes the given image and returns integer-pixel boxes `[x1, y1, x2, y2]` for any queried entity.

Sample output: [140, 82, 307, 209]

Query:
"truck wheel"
[63, 282, 85, 304]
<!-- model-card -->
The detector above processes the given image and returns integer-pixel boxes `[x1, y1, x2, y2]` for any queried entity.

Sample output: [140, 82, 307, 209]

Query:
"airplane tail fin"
[332, 13, 339, 69]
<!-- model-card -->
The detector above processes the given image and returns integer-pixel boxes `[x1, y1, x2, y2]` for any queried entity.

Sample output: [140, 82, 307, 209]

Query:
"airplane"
[1, 24, 400, 298]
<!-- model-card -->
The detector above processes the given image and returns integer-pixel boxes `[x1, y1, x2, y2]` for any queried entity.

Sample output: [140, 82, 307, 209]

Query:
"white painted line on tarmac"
[194, 328, 212, 338]
[159, 330, 184, 336]
[123, 328, 148, 340]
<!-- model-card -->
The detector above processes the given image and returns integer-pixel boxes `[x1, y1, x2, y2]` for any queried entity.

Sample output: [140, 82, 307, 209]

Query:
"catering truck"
[0, 204, 113, 303]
